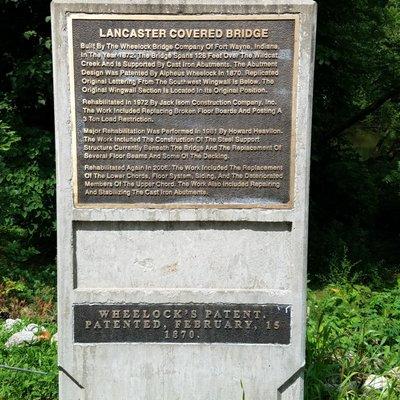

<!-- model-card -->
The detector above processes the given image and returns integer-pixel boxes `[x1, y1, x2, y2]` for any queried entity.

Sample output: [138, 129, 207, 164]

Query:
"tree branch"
[325, 86, 400, 140]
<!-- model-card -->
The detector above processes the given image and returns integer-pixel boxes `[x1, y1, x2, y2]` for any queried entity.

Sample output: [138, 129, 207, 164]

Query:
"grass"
[0, 321, 58, 400]
[306, 282, 400, 399]
[0, 279, 58, 400]
[0, 279, 399, 399]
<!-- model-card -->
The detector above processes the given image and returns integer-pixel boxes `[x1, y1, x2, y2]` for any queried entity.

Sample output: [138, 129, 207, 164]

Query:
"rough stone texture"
[362, 374, 390, 392]
[75, 221, 293, 290]
[5, 330, 38, 348]
[4, 324, 44, 348]
[51, 1, 317, 399]
[4, 318, 22, 331]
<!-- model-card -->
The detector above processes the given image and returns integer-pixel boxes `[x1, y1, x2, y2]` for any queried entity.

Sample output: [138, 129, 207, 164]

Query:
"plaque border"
[67, 13, 300, 210]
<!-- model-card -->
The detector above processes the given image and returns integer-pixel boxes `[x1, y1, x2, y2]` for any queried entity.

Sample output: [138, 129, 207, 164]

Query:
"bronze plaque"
[74, 303, 291, 344]
[69, 15, 298, 208]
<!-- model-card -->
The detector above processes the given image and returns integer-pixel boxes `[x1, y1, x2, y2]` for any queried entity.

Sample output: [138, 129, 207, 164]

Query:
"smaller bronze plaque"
[74, 303, 291, 344]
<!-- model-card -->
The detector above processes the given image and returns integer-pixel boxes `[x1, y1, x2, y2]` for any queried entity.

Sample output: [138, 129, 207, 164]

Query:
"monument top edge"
[51, 0, 316, 6]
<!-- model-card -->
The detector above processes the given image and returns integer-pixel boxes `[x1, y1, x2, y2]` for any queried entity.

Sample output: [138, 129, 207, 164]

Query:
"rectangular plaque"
[74, 303, 291, 344]
[69, 14, 298, 208]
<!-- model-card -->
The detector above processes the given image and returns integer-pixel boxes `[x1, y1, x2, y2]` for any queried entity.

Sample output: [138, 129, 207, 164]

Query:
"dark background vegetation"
[0, 0, 399, 284]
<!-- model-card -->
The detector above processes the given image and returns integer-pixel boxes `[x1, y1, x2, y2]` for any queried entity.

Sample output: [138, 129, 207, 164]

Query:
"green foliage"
[0, 0, 55, 281]
[0, 276, 56, 322]
[0, 276, 57, 399]
[306, 283, 400, 399]
[319, 248, 362, 285]
[309, 0, 400, 281]
[0, 321, 58, 400]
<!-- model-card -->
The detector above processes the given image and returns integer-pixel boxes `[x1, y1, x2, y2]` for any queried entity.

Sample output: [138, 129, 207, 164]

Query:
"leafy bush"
[0, 0, 55, 282]
[306, 283, 400, 399]
[0, 278, 56, 321]
[0, 275, 57, 400]
[0, 320, 58, 400]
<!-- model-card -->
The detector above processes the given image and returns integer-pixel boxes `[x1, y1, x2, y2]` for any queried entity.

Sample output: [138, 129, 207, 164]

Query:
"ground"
[0, 281, 400, 400]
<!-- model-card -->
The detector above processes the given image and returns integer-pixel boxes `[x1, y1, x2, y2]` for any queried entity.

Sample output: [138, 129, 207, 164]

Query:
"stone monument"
[51, 1, 316, 399]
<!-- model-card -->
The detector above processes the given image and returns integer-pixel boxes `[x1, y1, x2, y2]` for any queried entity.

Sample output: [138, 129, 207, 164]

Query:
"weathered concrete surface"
[75, 221, 293, 290]
[52, 1, 316, 399]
